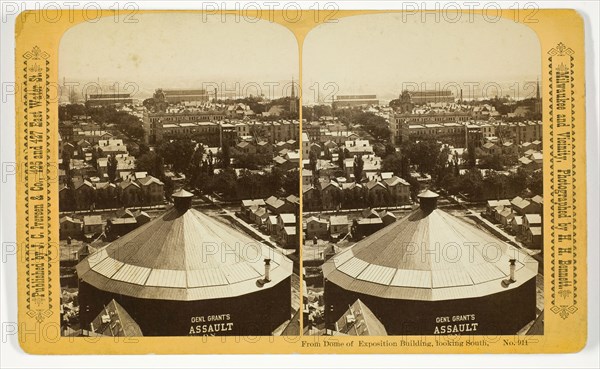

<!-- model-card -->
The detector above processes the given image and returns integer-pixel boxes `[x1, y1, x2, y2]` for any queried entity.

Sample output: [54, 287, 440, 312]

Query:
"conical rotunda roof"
[323, 190, 537, 301]
[77, 200, 293, 301]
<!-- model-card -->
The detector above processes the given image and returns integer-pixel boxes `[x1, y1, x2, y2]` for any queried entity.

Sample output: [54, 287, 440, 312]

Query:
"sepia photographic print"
[56, 13, 301, 337]
[301, 14, 545, 338]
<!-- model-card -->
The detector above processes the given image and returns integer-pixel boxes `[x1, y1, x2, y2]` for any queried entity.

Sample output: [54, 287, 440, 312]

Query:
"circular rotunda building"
[322, 190, 538, 336]
[76, 189, 293, 336]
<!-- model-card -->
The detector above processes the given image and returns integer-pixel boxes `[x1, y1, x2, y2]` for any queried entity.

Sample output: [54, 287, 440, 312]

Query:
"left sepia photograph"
[57, 13, 301, 337]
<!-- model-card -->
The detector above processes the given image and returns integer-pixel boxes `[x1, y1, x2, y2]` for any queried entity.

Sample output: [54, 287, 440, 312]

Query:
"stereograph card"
[12, 6, 587, 354]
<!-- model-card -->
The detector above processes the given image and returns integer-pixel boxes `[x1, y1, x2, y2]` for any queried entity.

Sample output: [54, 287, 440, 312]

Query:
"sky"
[59, 13, 299, 99]
[302, 13, 542, 103]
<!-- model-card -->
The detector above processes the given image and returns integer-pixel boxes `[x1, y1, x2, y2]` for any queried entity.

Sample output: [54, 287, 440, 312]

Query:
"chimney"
[417, 189, 439, 213]
[256, 258, 272, 287]
[264, 258, 271, 282]
[501, 258, 517, 287]
[172, 189, 193, 212]
[509, 258, 516, 281]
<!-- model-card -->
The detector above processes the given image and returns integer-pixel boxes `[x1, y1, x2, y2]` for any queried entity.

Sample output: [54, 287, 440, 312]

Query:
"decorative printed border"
[548, 42, 577, 319]
[23, 46, 53, 323]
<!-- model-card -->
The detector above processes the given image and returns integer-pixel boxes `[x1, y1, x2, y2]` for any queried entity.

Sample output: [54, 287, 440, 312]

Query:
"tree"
[382, 153, 402, 176]
[58, 103, 86, 121]
[163, 177, 174, 201]
[484, 170, 508, 199]
[382, 152, 411, 180]
[220, 143, 231, 168]
[90, 147, 101, 170]
[466, 141, 477, 168]
[138, 143, 150, 156]
[107, 155, 118, 182]
[308, 150, 318, 173]
[433, 146, 451, 186]
[158, 139, 195, 174]
[507, 168, 529, 195]
[353, 155, 364, 182]
[528, 170, 543, 196]
[337, 147, 346, 168]
[283, 169, 300, 196]
[62, 148, 72, 178]
[142, 98, 156, 112]
[233, 152, 271, 170]
[459, 168, 484, 200]
[384, 143, 397, 158]
[400, 137, 441, 174]
[216, 168, 238, 199]
[406, 176, 421, 201]
[136, 152, 164, 178]
[352, 112, 390, 141]
[440, 173, 460, 195]
[268, 167, 284, 194]
[479, 154, 505, 171]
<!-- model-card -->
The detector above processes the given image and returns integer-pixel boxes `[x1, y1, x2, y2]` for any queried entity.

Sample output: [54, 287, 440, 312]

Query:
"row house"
[310, 175, 411, 211]
[275, 213, 298, 250]
[511, 195, 542, 215]
[265, 195, 296, 214]
[522, 213, 543, 249]
[59, 175, 165, 211]
[240, 199, 266, 219]
[302, 186, 320, 212]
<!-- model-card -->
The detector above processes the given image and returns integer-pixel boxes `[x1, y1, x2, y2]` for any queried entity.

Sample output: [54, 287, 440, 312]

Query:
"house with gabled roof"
[526, 226, 542, 249]
[365, 180, 388, 207]
[320, 181, 342, 210]
[511, 196, 538, 215]
[305, 216, 329, 239]
[74, 180, 95, 210]
[329, 215, 349, 238]
[83, 215, 103, 238]
[379, 211, 397, 226]
[119, 180, 142, 207]
[137, 175, 164, 205]
[60, 216, 82, 239]
[382, 176, 411, 204]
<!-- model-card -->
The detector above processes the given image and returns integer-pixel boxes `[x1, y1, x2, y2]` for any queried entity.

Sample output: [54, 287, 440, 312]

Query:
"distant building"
[155, 88, 210, 104]
[86, 93, 133, 107]
[332, 94, 379, 108]
[142, 110, 226, 144]
[390, 106, 469, 145]
[408, 90, 455, 105]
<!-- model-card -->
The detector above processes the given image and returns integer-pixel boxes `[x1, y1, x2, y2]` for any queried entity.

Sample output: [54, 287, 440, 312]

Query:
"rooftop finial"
[172, 188, 194, 212]
[417, 189, 439, 213]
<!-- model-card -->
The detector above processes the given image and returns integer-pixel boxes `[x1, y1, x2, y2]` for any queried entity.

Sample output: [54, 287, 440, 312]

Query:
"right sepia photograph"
[301, 13, 544, 337]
